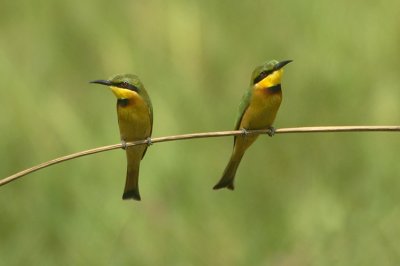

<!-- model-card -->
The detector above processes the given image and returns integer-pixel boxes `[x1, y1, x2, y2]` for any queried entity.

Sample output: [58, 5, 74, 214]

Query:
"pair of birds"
[91, 59, 292, 201]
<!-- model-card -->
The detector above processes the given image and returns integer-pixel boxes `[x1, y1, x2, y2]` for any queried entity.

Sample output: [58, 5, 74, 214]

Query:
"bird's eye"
[118, 81, 139, 92]
[120, 82, 129, 88]
[253, 70, 272, 84]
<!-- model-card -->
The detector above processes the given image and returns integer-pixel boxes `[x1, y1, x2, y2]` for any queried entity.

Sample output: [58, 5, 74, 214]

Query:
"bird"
[90, 74, 153, 201]
[213, 59, 292, 190]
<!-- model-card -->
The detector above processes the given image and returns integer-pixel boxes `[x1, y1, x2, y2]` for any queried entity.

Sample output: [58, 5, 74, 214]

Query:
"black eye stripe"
[117, 82, 139, 92]
[253, 70, 273, 84]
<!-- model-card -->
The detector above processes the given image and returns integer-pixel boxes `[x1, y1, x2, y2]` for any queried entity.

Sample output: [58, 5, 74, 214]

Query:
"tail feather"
[122, 150, 142, 201]
[213, 152, 244, 190]
[123, 189, 141, 201]
[123, 166, 141, 201]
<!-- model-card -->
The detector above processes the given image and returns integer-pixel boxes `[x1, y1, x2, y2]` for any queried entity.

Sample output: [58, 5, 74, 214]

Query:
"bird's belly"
[117, 104, 152, 141]
[241, 92, 282, 129]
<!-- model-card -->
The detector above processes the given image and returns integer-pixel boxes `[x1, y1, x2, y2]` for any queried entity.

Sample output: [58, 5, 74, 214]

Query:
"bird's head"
[251, 60, 292, 89]
[90, 74, 144, 99]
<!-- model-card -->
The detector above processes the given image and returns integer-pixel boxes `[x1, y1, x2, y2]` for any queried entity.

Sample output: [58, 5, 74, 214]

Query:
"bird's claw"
[240, 128, 249, 136]
[146, 137, 153, 146]
[121, 140, 128, 150]
[267, 126, 275, 137]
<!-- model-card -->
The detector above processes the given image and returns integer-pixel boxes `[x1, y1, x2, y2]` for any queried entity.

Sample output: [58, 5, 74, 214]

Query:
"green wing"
[140, 89, 153, 159]
[146, 95, 153, 137]
[234, 88, 252, 130]
[233, 87, 252, 143]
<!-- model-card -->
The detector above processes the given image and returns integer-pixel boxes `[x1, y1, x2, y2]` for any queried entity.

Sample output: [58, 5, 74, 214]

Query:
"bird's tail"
[213, 151, 244, 190]
[122, 149, 142, 201]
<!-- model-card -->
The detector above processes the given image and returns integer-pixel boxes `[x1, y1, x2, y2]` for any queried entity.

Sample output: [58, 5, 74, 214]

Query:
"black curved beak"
[89, 79, 113, 86]
[274, 60, 293, 71]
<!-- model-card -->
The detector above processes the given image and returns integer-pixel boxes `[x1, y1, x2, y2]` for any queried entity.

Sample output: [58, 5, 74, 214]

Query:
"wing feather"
[233, 88, 252, 144]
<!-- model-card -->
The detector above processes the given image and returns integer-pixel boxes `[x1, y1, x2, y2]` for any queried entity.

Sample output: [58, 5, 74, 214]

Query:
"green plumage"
[109, 74, 153, 137]
[90, 74, 153, 201]
[214, 60, 292, 190]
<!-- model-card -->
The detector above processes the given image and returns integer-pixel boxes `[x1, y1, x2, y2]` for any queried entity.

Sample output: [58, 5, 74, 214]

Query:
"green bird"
[90, 74, 153, 201]
[213, 59, 292, 190]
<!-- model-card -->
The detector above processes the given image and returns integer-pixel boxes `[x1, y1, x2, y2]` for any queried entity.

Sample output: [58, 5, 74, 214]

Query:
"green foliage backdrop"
[1, 0, 400, 265]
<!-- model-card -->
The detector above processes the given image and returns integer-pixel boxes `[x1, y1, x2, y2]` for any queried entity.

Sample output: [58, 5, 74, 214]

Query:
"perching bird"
[90, 74, 153, 201]
[213, 60, 292, 190]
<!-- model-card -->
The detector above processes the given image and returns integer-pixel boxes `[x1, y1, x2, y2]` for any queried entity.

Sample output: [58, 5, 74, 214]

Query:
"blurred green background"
[1, 0, 400, 265]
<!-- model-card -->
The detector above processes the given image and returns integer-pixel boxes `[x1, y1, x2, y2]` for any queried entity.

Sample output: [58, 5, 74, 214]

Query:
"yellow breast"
[240, 86, 282, 130]
[115, 91, 152, 142]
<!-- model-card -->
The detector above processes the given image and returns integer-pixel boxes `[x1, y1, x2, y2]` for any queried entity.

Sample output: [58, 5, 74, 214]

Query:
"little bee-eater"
[90, 74, 153, 201]
[213, 60, 292, 190]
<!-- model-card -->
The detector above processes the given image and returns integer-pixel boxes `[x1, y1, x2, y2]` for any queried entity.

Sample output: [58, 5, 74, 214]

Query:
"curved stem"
[1, 125, 399, 187]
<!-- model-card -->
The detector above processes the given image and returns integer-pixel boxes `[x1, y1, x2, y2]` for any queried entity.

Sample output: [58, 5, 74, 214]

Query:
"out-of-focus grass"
[1, 0, 400, 265]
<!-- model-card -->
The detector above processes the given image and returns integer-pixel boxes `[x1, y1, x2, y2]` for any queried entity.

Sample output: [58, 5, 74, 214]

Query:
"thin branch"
[1, 125, 399, 187]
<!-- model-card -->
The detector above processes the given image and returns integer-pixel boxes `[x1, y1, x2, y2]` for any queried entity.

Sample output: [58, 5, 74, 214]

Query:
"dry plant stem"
[1, 125, 399, 187]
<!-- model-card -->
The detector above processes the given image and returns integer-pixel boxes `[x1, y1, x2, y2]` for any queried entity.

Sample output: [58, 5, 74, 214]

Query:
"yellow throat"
[255, 69, 283, 90]
[110, 86, 136, 99]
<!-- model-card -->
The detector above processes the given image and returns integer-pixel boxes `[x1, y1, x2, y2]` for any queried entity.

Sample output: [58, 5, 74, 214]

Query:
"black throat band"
[117, 98, 129, 107]
[267, 84, 281, 94]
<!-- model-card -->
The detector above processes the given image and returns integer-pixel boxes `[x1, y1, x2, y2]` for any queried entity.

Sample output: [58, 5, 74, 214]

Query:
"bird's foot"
[146, 137, 153, 146]
[267, 126, 275, 137]
[121, 140, 128, 150]
[240, 128, 249, 137]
